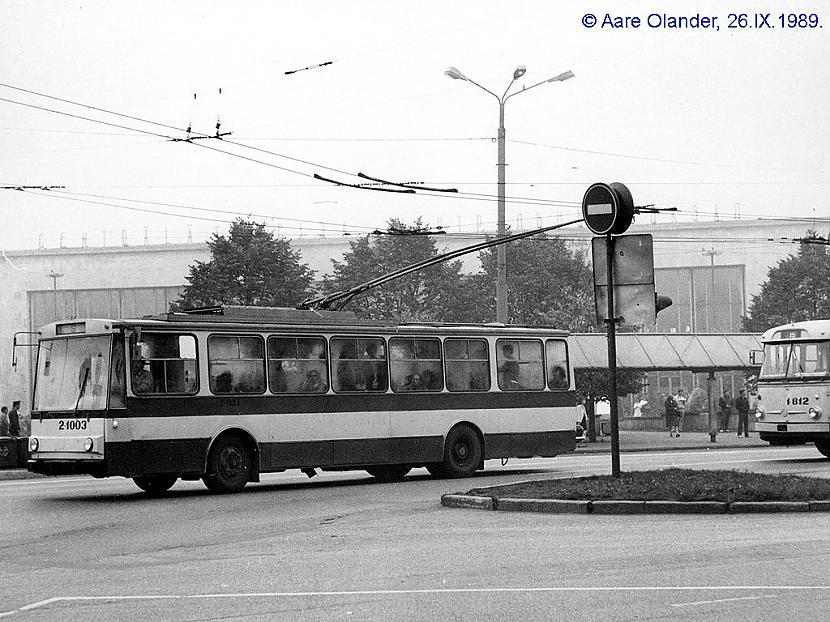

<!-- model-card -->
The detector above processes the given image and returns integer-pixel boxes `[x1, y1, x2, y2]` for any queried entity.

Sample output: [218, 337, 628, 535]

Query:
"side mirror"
[749, 349, 763, 366]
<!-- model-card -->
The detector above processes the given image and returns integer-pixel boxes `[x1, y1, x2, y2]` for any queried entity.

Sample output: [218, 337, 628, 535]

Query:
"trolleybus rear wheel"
[133, 476, 177, 495]
[203, 435, 251, 493]
[816, 439, 830, 459]
[427, 424, 482, 478]
[366, 465, 412, 482]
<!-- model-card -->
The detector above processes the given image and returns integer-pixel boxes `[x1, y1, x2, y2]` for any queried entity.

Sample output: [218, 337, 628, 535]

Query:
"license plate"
[777, 424, 788, 432]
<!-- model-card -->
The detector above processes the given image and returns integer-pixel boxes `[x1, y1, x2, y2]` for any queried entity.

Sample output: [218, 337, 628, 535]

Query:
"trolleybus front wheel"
[427, 424, 482, 478]
[203, 435, 251, 493]
[133, 476, 177, 495]
[366, 465, 412, 482]
[815, 439, 830, 459]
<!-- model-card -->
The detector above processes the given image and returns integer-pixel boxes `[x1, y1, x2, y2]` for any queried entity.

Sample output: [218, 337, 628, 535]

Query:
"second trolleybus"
[754, 319, 830, 458]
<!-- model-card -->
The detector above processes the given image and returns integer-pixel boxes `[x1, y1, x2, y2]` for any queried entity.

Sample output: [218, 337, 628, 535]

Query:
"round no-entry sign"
[582, 182, 634, 235]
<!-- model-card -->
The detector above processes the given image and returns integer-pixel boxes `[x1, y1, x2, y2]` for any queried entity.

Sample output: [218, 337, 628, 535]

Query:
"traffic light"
[655, 294, 673, 316]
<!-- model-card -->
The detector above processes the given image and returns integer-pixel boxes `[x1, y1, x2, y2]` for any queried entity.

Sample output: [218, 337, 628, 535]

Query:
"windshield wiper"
[74, 366, 90, 420]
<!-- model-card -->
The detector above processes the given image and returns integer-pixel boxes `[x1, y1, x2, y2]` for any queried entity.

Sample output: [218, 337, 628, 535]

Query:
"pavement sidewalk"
[0, 431, 771, 482]
[576, 429, 768, 454]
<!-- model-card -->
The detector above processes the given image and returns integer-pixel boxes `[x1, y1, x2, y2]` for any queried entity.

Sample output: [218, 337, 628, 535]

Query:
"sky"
[1, 0, 828, 251]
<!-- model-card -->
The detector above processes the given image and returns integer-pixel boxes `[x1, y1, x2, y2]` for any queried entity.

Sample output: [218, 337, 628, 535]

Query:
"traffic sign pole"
[605, 233, 622, 478]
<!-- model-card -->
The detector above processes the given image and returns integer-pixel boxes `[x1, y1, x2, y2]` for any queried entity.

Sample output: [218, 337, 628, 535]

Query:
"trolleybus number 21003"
[27, 309, 579, 494]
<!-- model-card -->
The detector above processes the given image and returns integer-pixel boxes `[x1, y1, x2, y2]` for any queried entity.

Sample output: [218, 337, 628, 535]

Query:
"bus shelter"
[570, 333, 763, 437]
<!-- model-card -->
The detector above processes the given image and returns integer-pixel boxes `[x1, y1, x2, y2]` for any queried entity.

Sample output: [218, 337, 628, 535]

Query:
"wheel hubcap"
[220, 447, 244, 478]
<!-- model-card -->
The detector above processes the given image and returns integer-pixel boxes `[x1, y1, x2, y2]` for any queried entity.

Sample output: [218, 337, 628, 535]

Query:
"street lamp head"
[513, 65, 527, 80]
[548, 70, 575, 83]
[444, 66, 468, 81]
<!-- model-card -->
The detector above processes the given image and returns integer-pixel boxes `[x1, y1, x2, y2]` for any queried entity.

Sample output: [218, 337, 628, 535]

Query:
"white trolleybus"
[754, 319, 830, 458]
[27, 307, 577, 493]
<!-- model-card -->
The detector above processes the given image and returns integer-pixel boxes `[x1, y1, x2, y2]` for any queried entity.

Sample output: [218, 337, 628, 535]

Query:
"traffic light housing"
[655, 294, 673, 316]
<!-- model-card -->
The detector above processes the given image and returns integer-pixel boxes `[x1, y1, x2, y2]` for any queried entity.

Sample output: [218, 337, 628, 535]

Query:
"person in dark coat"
[8, 401, 21, 437]
[664, 393, 679, 437]
[718, 390, 732, 432]
[735, 389, 750, 437]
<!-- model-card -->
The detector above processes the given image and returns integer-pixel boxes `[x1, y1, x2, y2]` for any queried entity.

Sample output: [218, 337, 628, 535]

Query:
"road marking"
[672, 595, 779, 607]
[3, 585, 828, 616]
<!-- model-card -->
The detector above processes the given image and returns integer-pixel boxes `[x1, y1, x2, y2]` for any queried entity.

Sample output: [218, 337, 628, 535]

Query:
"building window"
[208, 335, 265, 394]
[331, 337, 388, 392]
[445, 338, 490, 392]
[267, 336, 328, 393]
[496, 339, 544, 391]
[389, 337, 443, 392]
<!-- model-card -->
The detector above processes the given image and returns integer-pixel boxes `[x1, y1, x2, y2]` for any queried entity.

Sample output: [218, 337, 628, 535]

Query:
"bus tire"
[133, 476, 177, 495]
[202, 435, 251, 493]
[366, 465, 411, 482]
[816, 440, 830, 459]
[429, 424, 482, 478]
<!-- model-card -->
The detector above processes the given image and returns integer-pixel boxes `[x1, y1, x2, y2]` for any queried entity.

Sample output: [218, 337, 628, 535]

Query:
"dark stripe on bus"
[42, 390, 575, 420]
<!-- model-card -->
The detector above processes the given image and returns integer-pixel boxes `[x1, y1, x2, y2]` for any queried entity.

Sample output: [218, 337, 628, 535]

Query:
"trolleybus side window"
[496, 339, 544, 391]
[208, 335, 265, 394]
[131, 333, 198, 395]
[389, 337, 443, 392]
[331, 337, 388, 392]
[545, 339, 570, 389]
[445, 338, 490, 392]
[267, 336, 328, 393]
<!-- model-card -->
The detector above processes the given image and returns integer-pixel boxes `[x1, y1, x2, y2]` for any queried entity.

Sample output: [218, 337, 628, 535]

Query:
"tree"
[176, 219, 315, 309]
[743, 231, 830, 332]
[575, 367, 648, 440]
[450, 234, 596, 330]
[323, 218, 466, 322]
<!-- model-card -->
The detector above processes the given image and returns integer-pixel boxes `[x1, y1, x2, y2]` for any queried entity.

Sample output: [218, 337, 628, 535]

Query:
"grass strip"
[466, 468, 830, 503]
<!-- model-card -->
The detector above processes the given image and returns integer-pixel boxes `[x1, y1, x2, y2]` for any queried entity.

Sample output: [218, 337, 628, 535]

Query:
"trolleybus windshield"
[760, 340, 830, 379]
[34, 336, 113, 411]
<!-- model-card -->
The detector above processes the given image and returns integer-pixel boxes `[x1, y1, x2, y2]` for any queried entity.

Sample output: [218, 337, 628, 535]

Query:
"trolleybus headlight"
[808, 407, 822, 419]
[29, 437, 39, 452]
[84, 438, 94, 452]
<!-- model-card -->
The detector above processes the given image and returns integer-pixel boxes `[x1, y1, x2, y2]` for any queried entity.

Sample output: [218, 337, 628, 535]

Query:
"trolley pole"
[604, 233, 622, 478]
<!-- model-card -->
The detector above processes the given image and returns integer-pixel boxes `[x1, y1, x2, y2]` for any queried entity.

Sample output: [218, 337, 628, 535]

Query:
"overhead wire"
[2, 81, 826, 229]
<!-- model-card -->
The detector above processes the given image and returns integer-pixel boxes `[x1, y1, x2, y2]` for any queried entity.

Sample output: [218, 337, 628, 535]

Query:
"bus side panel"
[105, 439, 209, 477]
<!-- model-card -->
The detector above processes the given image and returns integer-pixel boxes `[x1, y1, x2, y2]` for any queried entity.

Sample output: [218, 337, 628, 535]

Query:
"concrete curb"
[440, 494, 830, 514]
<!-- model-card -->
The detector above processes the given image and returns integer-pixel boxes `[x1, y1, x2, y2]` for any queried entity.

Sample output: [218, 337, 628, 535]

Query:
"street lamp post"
[47, 270, 64, 319]
[445, 65, 574, 323]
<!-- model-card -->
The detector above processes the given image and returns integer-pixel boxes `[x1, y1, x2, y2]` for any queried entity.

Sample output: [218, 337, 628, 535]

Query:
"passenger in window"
[270, 361, 288, 393]
[132, 360, 154, 393]
[402, 374, 424, 391]
[298, 369, 327, 393]
[215, 370, 233, 394]
[550, 365, 568, 388]
[498, 343, 521, 390]
[361, 342, 387, 390]
[420, 368, 440, 391]
[336, 350, 358, 391]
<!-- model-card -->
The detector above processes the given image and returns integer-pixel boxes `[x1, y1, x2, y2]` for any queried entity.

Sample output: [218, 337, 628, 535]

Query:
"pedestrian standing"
[0, 406, 8, 437]
[674, 388, 687, 433]
[717, 390, 732, 432]
[8, 400, 21, 437]
[735, 389, 750, 437]
[664, 393, 679, 437]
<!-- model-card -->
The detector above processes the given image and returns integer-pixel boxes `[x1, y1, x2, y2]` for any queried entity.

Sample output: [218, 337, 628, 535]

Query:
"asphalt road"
[2, 445, 829, 621]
